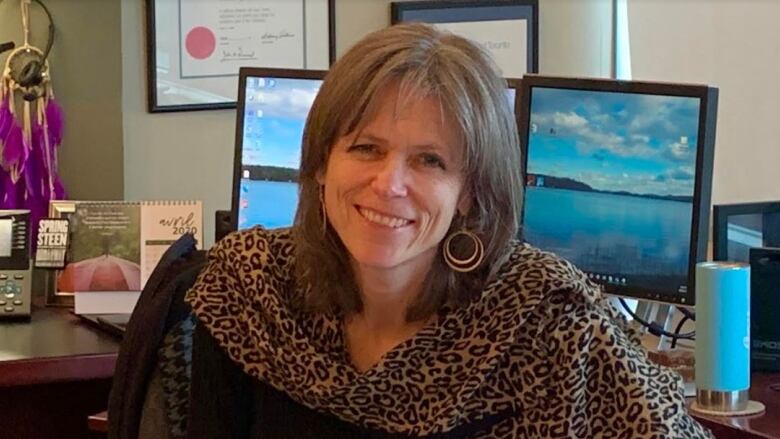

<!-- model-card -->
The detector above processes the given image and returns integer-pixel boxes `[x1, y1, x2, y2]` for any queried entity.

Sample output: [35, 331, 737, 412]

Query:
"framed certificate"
[146, 0, 335, 112]
[391, 0, 538, 78]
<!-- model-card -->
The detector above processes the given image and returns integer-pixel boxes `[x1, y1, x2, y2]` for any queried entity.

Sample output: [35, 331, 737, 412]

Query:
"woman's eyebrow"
[353, 132, 386, 144]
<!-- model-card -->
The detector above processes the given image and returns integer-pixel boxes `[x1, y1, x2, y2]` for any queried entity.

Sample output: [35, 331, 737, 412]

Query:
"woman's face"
[319, 85, 468, 275]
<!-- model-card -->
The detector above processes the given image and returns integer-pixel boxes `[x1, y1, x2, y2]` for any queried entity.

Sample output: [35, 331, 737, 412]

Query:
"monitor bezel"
[713, 200, 780, 262]
[231, 67, 327, 232]
[517, 74, 719, 306]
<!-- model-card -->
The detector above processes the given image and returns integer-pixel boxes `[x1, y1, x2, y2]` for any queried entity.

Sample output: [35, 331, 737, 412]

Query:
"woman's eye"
[348, 143, 379, 156]
[418, 153, 446, 170]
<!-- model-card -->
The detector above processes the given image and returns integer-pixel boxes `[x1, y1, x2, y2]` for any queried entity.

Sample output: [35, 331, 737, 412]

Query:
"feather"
[0, 100, 12, 142]
[51, 173, 66, 200]
[23, 123, 46, 200]
[0, 170, 17, 208]
[3, 121, 24, 168]
[0, 169, 8, 207]
[45, 98, 64, 147]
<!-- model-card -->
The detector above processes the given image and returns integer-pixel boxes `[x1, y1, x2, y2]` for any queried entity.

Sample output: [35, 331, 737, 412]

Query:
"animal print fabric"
[185, 227, 712, 438]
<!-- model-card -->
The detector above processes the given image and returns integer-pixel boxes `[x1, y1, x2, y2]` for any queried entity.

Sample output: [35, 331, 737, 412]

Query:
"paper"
[435, 19, 528, 77]
[180, 0, 305, 77]
[140, 201, 203, 286]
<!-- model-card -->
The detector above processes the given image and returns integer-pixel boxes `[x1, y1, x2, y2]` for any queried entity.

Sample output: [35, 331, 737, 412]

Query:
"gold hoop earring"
[443, 229, 484, 273]
[319, 185, 327, 234]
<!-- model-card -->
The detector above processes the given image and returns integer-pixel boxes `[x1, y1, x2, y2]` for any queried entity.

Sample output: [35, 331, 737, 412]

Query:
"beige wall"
[0, 0, 123, 199]
[121, 0, 611, 247]
[626, 0, 780, 205]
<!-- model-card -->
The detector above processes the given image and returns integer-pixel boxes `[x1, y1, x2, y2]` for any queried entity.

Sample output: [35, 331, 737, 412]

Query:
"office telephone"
[0, 210, 32, 319]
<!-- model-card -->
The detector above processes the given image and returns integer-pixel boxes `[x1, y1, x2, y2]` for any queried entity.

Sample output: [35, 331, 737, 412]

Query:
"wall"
[121, 0, 612, 248]
[626, 0, 780, 204]
[0, 0, 124, 199]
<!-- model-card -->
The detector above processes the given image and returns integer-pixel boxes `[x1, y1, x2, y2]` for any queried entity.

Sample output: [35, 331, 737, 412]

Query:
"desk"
[0, 302, 121, 439]
[689, 372, 780, 439]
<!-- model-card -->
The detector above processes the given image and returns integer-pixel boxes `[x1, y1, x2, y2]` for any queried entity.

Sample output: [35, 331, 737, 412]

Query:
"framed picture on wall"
[146, 0, 336, 112]
[391, 0, 538, 77]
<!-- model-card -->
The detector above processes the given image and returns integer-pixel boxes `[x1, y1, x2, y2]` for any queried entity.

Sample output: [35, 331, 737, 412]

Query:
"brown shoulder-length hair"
[294, 23, 523, 321]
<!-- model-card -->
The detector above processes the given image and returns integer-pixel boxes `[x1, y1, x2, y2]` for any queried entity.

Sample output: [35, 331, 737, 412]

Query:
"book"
[55, 200, 203, 314]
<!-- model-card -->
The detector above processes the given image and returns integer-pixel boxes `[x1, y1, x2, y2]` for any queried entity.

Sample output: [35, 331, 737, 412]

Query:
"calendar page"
[140, 201, 203, 287]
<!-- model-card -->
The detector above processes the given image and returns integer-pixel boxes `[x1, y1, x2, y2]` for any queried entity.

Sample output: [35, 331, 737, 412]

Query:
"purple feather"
[45, 98, 64, 147]
[0, 170, 8, 207]
[0, 100, 12, 143]
[3, 122, 25, 167]
[52, 174, 66, 200]
[23, 124, 46, 200]
[0, 170, 18, 208]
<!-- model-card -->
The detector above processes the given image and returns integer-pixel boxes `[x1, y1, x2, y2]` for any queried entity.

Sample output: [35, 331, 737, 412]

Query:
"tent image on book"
[57, 254, 141, 292]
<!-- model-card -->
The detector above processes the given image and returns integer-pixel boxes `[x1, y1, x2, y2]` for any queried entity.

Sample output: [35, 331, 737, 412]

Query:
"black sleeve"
[186, 320, 253, 439]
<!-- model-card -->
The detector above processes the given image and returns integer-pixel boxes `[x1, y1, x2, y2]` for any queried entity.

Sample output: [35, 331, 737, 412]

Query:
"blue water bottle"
[694, 261, 750, 412]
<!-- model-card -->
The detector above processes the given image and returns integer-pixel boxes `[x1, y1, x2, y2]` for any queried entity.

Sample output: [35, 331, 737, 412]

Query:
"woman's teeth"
[359, 207, 411, 228]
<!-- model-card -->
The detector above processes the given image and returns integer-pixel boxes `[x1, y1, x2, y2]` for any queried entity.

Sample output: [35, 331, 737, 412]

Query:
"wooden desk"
[689, 372, 780, 439]
[0, 303, 121, 439]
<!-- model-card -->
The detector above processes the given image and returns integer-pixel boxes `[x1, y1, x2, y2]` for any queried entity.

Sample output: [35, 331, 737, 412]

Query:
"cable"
[0, 41, 14, 54]
[678, 306, 695, 321]
[617, 297, 695, 340]
[17, 0, 55, 89]
[670, 315, 691, 349]
[33, 0, 55, 62]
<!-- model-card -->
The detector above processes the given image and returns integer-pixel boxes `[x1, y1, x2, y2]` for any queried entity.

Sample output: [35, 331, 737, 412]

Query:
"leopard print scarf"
[186, 227, 712, 438]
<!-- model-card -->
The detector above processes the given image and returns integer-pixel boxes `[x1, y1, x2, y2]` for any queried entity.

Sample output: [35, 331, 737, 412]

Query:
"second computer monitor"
[518, 75, 718, 305]
[231, 68, 326, 231]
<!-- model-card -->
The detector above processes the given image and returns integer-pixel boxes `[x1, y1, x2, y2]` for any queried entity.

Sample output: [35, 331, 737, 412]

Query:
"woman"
[186, 23, 711, 438]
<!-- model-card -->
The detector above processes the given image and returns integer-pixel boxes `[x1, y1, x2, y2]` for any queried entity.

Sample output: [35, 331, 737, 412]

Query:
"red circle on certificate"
[185, 26, 216, 60]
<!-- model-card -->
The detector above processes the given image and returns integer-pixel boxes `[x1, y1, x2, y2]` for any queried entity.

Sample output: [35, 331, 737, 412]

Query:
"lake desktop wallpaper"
[523, 87, 702, 295]
[238, 76, 322, 229]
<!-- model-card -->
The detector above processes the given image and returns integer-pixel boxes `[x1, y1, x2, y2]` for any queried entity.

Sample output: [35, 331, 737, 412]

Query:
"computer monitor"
[517, 75, 718, 305]
[231, 67, 326, 231]
[713, 201, 780, 263]
[505, 77, 522, 113]
[231, 71, 523, 232]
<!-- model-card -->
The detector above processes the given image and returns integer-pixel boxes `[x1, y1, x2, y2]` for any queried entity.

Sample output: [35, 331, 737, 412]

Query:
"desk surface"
[0, 304, 120, 387]
[689, 372, 780, 439]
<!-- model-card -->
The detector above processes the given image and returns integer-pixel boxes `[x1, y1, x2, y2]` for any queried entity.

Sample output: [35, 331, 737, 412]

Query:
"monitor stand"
[632, 300, 696, 397]
[635, 301, 675, 350]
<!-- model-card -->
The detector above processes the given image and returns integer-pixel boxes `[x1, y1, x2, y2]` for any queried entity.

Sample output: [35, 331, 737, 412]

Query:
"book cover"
[58, 203, 142, 293]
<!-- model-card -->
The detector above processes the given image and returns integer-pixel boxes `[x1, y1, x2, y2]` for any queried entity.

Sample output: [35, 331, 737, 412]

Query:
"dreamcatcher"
[0, 0, 65, 230]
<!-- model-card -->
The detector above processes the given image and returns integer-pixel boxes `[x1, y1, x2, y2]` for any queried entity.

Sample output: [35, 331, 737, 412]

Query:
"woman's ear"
[456, 191, 472, 217]
[316, 168, 325, 185]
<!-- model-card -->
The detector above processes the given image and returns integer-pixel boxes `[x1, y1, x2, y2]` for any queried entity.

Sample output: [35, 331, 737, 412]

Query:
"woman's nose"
[371, 157, 408, 198]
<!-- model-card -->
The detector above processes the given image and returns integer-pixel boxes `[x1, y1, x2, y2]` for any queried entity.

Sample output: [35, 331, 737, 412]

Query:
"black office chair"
[107, 234, 206, 439]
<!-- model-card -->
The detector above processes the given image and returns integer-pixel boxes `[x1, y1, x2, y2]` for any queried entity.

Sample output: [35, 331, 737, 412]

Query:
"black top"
[187, 322, 504, 439]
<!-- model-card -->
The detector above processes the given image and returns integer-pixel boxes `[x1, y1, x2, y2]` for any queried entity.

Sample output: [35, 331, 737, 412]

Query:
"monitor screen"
[713, 202, 780, 263]
[518, 76, 718, 305]
[231, 68, 325, 231]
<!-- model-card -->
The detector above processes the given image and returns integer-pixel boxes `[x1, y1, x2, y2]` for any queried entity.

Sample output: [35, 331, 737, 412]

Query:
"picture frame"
[391, 0, 538, 78]
[713, 201, 780, 263]
[146, 0, 336, 112]
[42, 200, 78, 307]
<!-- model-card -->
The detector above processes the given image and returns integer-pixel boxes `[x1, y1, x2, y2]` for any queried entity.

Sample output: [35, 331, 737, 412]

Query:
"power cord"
[617, 297, 695, 340]
[670, 314, 692, 349]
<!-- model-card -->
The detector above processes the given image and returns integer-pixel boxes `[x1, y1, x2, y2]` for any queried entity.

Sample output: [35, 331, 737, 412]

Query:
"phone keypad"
[1, 274, 28, 315]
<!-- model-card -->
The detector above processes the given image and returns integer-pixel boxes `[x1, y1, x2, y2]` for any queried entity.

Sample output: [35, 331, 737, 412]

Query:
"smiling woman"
[184, 23, 714, 439]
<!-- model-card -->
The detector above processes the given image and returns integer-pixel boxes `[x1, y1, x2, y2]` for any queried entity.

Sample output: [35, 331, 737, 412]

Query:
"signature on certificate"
[261, 30, 296, 43]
